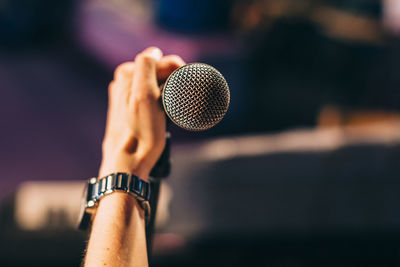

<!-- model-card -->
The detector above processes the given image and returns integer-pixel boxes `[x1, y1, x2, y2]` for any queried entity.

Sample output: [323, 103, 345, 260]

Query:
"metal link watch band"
[78, 172, 151, 230]
[94, 173, 151, 202]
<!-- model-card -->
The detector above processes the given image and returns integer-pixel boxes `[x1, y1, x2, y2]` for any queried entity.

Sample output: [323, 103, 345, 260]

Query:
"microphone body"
[161, 63, 230, 131]
[150, 63, 229, 178]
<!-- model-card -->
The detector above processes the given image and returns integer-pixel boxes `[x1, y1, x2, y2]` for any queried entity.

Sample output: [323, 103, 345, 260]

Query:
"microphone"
[147, 63, 229, 260]
[161, 63, 230, 131]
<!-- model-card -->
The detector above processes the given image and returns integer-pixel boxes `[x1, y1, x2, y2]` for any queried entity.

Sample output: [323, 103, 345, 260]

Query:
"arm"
[84, 47, 184, 267]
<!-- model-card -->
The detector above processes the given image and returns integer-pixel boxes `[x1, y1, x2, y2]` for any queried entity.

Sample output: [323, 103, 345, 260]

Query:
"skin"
[84, 47, 185, 267]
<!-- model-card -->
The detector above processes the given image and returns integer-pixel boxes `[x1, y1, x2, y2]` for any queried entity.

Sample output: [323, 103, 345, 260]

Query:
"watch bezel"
[77, 177, 97, 230]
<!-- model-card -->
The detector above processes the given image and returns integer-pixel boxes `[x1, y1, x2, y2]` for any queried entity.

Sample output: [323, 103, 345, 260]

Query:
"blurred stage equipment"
[15, 181, 84, 231]
[9, 180, 171, 231]
[2, 122, 400, 266]
[166, 122, 400, 238]
[155, 123, 400, 266]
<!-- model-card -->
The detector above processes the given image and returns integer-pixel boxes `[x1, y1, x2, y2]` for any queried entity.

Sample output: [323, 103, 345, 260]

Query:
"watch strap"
[94, 173, 151, 202]
[78, 173, 151, 231]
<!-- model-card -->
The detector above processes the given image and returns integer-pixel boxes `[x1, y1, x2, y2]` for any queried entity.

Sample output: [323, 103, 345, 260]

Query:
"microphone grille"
[162, 63, 230, 131]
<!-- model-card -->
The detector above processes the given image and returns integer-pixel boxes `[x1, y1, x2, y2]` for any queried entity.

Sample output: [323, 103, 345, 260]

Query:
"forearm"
[82, 47, 184, 266]
[84, 192, 148, 267]
[84, 150, 151, 267]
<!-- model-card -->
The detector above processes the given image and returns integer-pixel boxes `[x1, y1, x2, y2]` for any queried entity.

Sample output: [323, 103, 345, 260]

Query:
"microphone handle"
[149, 83, 171, 179]
[146, 129, 171, 262]
[149, 132, 171, 178]
[146, 83, 173, 261]
[146, 179, 160, 263]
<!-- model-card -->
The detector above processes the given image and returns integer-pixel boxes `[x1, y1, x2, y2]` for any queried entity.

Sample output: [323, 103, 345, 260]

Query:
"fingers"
[131, 47, 163, 97]
[110, 62, 135, 105]
[111, 52, 185, 93]
[110, 48, 185, 108]
[102, 47, 181, 181]
[157, 55, 186, 83]
[113, 62, 135, 81]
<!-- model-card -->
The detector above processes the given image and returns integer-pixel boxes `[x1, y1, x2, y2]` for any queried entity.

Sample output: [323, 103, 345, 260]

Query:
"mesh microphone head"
[162, 63, 230, 131]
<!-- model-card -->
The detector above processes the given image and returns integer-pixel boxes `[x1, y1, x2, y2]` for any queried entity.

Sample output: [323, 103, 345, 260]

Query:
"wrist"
[99, 152, 151, 181]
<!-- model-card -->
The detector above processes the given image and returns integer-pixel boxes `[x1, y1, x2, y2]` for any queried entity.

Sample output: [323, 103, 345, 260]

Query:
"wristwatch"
[78, 172, 151, 230]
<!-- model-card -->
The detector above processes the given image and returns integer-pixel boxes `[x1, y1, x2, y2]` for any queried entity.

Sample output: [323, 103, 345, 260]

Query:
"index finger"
[131, 47, 163, 96]
[157, 55, 186, 83]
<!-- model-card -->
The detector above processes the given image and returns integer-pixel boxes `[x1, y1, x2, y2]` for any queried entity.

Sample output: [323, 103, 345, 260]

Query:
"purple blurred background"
[1, 0, 400, 266]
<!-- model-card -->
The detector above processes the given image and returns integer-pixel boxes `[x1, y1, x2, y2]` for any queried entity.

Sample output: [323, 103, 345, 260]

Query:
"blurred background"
[1, 0, 400, 266]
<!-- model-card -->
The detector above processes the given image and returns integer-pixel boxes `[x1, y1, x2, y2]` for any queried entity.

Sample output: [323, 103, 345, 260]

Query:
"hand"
[99, 47, 185, 181]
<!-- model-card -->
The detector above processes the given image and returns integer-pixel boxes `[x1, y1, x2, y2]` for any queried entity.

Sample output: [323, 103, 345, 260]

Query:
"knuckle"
[130, 91, 154, 107]
[114, 62, 133, 79]
[108, 81, 116, 95]
[168, 54, 182, 62]
[165, 55, 185, 66]
[135, 53, 155, 65]
[114, 64, 125, 76]
[147, 46, 160, 51]
[109, 80, 116, 89]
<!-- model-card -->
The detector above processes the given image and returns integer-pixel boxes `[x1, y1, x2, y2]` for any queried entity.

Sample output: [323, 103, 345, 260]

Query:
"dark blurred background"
[1, 0, 400, 266]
